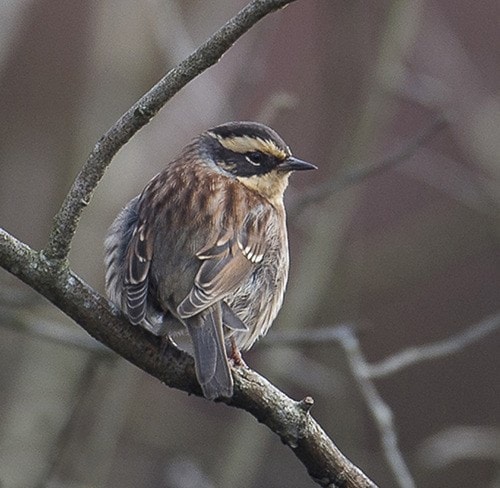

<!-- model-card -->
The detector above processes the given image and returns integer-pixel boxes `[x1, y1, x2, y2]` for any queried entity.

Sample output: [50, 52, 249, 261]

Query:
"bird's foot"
[229, 337, 246, 367]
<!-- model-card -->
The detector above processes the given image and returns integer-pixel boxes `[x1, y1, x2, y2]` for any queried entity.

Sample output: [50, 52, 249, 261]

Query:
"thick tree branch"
[0, 227, 378, 488]
[44, 0, 298, 261]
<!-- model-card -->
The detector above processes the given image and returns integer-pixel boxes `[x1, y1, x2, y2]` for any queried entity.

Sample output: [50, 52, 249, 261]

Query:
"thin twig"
[265, 314, 500, 379]
[336, 325, 416, 488]
[0, 228, 377, 488]
[265, 315, 500, 485]
[44, 0, 299, 261]
[367, 313, 500, 378]
[292, 116, 447, 214]
[417, 426, 500, 469]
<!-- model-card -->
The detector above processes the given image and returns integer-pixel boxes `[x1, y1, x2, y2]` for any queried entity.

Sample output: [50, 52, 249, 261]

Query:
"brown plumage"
[104, 122, 316, 399]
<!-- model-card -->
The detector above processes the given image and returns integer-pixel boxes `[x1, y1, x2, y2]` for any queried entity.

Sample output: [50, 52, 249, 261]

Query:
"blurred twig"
[266, 312, 500, 378]
[335, 325, 417, 488]
[0, 305, 111, 356]
[291, 116, 447, 215]
[146, 0, 197, 63]
[144, 0, 226, 127]
[44, 0, 299, 261]
[265, 314, 500, 487]
[257, 91, 299, 125]
[367, 312, 500, 378]
[417, 425, 500, 470]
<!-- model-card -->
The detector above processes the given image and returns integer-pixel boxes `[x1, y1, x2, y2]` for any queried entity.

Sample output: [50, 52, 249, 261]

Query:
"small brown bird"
[104, 121, 316, 399]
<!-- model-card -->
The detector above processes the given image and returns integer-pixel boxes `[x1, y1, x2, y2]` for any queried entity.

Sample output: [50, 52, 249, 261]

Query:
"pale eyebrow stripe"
[208, 132, 289, 160]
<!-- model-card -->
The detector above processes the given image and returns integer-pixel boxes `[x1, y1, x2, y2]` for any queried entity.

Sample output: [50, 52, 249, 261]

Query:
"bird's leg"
[229, 336, 246, 367]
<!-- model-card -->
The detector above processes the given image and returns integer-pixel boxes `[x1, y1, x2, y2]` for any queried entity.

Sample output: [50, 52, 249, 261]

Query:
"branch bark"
[0, 228, 377, 488]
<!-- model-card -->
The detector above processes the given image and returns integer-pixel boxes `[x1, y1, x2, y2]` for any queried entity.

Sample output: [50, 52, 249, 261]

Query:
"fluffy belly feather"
[226, 242, 289, 351]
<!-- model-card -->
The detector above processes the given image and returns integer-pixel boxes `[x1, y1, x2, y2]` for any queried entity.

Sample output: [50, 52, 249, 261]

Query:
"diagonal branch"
[336, 326, 416, 488]
[0, 227, 378, 488]
[44, 0, 299, 261]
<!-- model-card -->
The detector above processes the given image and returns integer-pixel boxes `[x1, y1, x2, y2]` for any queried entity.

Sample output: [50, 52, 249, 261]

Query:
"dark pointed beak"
[278, 156, 318, 172]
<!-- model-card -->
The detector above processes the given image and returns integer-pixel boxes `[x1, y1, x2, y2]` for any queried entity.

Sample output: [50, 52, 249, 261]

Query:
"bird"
[104, 121, 316, 399]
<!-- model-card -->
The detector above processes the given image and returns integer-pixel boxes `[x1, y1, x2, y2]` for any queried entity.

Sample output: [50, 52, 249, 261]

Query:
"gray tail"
[185, 303, 233, 400]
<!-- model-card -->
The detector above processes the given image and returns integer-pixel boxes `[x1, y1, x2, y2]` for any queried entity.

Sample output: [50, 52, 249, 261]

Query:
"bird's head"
[201, 121, 316, 205]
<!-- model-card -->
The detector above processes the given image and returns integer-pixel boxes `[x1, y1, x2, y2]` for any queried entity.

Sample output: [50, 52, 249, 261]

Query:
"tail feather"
[185, 303, 233, 399]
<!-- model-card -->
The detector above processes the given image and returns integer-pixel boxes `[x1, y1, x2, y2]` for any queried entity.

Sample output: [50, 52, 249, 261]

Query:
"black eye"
[246, 151, 264, 166]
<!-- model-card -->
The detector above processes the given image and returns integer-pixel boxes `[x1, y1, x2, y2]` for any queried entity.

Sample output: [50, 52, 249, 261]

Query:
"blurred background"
[0, 0, 499, 487]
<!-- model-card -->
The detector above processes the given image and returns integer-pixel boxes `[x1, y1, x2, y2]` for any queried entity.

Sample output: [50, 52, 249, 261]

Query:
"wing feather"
[124, 222, 153, 324]
[177, 215, 266, 320]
